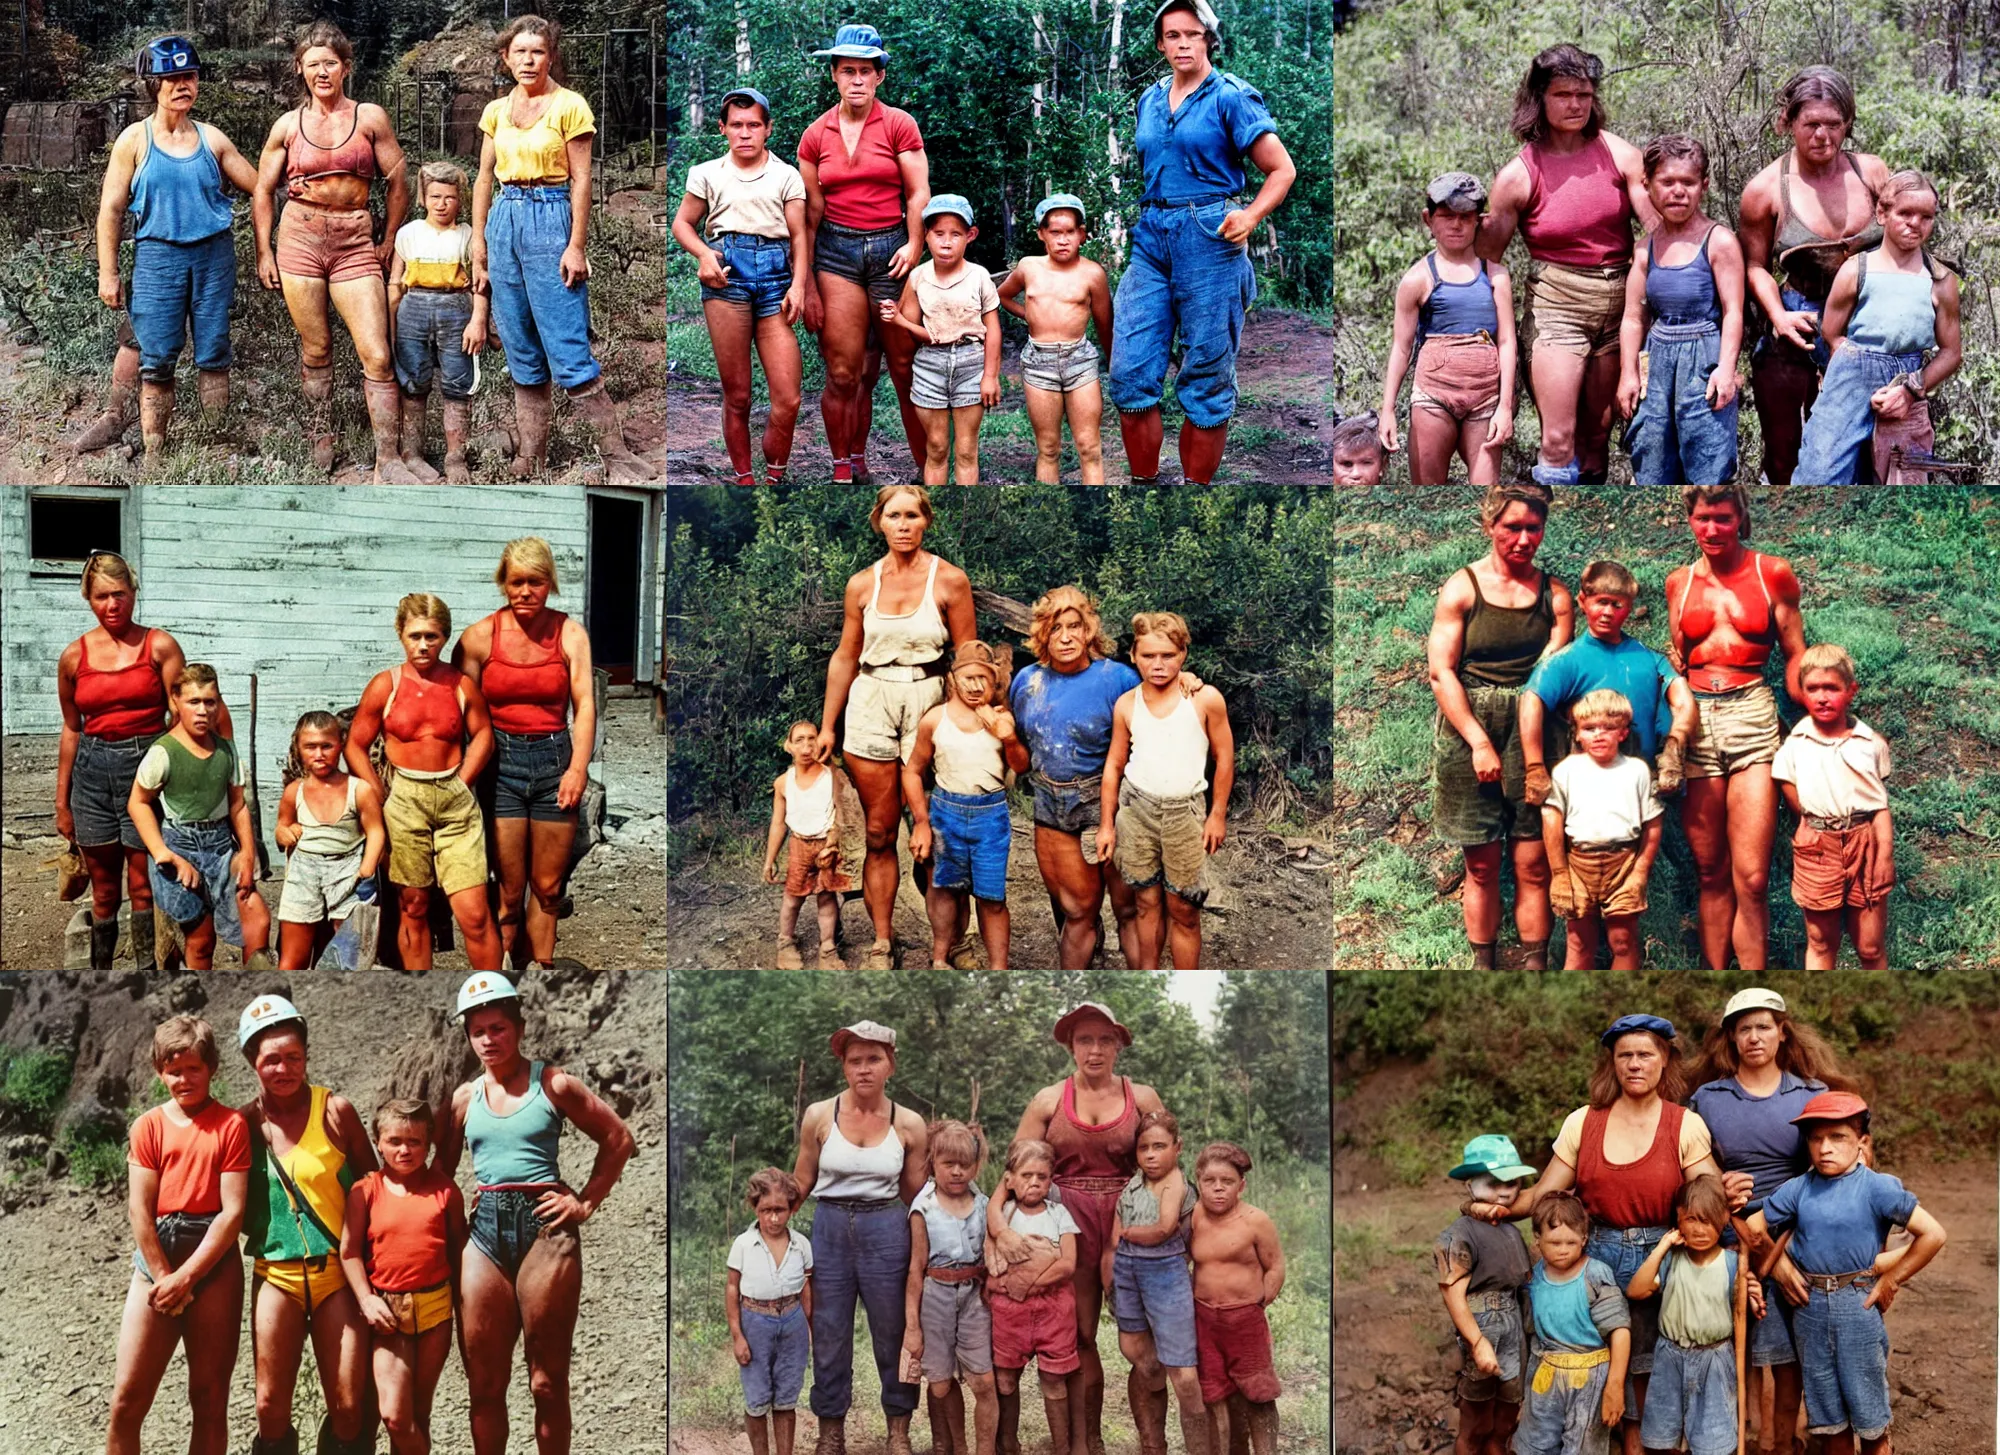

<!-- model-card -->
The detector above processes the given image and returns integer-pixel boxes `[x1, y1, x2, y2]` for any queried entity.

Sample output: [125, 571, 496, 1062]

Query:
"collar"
[1789, 715, 1876, 746]
[1708, 1068, 1821, 1101]
[1154, 69, 1220, 103]
[818, 99, 884, 133]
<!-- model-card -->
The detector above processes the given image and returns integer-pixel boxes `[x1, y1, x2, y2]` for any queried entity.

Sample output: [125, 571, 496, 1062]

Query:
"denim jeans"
[1108, 201, 1256, 428]
[1640, 1335, 1737, 1455]
[701, 232, 793, 319]
[129, 230, 235, 383]
[1794, 344, 1924, 485]
[808, 1197, 919, 1420]
[1752, 285, 1833, 372]
[1627, 321, 1739, 485]
[928, 787, 1011, 902]
[1793, 1279, 1892, 1439]
[393, 288, 477, 399]
[485, 184, 601, 390]
[741, 1304, 811, 1415]
[147, 818, 245, 947]
[1515, 1352, 1612, 1455]
[1586, 1223, 1668, 1403]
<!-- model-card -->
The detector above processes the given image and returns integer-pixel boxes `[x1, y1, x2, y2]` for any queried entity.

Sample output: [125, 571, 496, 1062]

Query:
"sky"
[1166, 971, 1224, 1029]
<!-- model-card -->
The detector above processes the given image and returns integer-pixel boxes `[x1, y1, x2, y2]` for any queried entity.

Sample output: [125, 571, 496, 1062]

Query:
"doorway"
[588, 493, 644, 684]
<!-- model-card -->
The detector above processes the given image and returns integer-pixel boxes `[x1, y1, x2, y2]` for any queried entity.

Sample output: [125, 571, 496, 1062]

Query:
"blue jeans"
[808, 1197, 918, 1420]
[740, 1304, 811, 1415]
[147, 819, 245, 947]
[1109, 201, 1256, 428]
[1640, 1335, 1737, 1455]
[1794, 1279, 1892, 1439]
[393, 288, 477, 399]
[485, 184, 601, 389]
[1627, 321, 1739, 485]
[1794, 344, 1923, 485]
[1586, 1224, 1667, 1402]
[492, 728, 574, 822]
[928, 788, 1010, 901]
[1748, 1286, 1797, 1367]
[1515, 1351, 1612, 1455]
[701, 233, 793, 319]
[1111, 1245, 1198, 1368]
[129, 230, 235, 384]
[813, 222, 906, 305]
[1754, 285, 1834, 372]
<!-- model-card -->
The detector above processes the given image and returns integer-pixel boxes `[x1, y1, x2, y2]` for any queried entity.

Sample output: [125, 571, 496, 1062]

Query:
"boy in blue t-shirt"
[1515, 1192, 1630, 1455]
[1745, 1092, 1947, 1455]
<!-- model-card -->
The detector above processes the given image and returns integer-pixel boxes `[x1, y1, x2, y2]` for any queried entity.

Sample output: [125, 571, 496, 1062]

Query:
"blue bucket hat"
[814, 23, 889, 61]
[923, 194, 975, 228]
[719, 87, 771, 122]
[1601, 1013, 1677, 1047]
[1035, 193, 1088, 227]
[1447, 1134, 1537, 1183]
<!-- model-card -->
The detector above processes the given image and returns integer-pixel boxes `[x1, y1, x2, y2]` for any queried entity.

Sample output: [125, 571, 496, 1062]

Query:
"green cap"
[1447, 1134, 1537, 1182]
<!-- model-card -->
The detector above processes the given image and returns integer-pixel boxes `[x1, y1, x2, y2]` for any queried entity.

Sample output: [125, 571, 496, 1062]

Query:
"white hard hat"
[238, 994, 305, 1049]
[456, 973, 520, 1019]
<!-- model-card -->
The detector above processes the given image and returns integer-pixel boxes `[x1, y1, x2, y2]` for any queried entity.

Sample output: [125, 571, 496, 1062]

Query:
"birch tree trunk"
[1106, 0, 1129, 267]
[735, 0, 752, 75]
[688, 53, 705, 135]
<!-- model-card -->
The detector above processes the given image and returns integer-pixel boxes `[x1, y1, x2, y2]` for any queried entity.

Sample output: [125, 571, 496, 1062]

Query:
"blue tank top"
[1419, 254, 1498, 336]
[465, 1060, 566, 1187]
[129, 119, 234, 244]
[1644, 227, 1722, 326]
[1845, 254, 1936, 355]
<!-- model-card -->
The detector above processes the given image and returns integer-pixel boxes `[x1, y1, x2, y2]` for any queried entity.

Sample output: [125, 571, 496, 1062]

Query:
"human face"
[755, 1188, 794, 1237]
[466, 1007, 521, 1069]
[297, 726, 343, 780]
[252, 1030, 307, 1100]
[1677, 1209, 1721, 1254]
[934, 1152, 976, 1197]
[1537, 1222, 1585, 1272]
[1689, 500, 1743, 556]
[1135, 1126, 1179, 1179]
[1731, 1010, 1783, 1070]
[1646, 159, 1706, 226]
[1579, 590, 1632, 642]
[400, 617, 446, 670]
[1484, 1179, 1522, 1209]
[833, 59, 881, 110]
[424, 182, 460, 227]
[1047, 608, 1092, 669]
[1196, 1160, 1245, 1215]
[1133, 632, 1187, 688]
[1487, 503, 1546, 567]
[507, 34, 552, 90]
[88, 577, 135, 633]
[842, 1041, 894, 1099]
[1012, 1159, 1053, 1208]
[1786, 100, 1850, 166]
[1880, 188, 1938, 253]
[1542, 77, 1596, 135]
[951, 665, 994, 709]
[1156, 12, 1210, 75]
[925, 217, 974, 267]
[1066, 1022, 1125, 1078]
[174, 683, 220, 739]
[1801, 668, 1858, 730]
[377, 1120, 430, 1177]
[1805, 1121, 1864, 1176]
[158, 1049, 213, 1109]
[1574, 716, 1628, 764]
[505, 569, 553, 618]
[1613, 1032, 1665, 1099]
[787, 724, 820, 769]
[157, 73, 199, 114]
[1426, 206, 1479, 254]
[723, 105, 771, 162]
[299, 46, 348, 104]
[878, 492, 929, 552]
[1332, 442, 1383, 486]
[1039, 214, 1084, 264]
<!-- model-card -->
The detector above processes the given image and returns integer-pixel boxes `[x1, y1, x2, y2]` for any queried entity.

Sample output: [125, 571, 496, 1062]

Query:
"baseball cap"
[830, 1020, 899, 1057]
[923, 194, 975, 228]
[1722, 988, 1787, 1022]
[1426, 171, 1488, 213]
[1035, 193, 1087, 227]
[1447, 1134, 1538, 1182]
[813, 24, 888, 61]
[719, 87, 771, 121]
[1791, 1091, 1870, 1127]
[1152, 0, 1221, 37]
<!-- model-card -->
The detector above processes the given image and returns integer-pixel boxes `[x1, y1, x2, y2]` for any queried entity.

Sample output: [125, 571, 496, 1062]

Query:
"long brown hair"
[1691, 1010, 1857, 1093]
[1510, 44, 1608, 146]
[1585, 1030, 1688, 1109]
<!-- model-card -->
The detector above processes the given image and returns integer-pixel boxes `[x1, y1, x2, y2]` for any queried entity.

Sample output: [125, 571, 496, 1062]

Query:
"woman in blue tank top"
[438, 973, 636, 1455]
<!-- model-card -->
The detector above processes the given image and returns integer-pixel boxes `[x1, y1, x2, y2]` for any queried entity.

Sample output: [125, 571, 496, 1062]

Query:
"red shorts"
[276, 204, 383, 285]
[1195, 1299, 1280, 1405]
[784, 832, 851, 896]
[1056, 1178, 1121, 1282]
[991, 1283, 1080, 1375]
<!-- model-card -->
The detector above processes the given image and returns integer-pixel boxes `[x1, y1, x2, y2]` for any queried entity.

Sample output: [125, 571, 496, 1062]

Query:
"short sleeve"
[1652, 650, 1680, 691]
[1552, 1106, 1588, 1166]
[1762, 1174, 1803, 1235]
[780, 164, 806, 205]
[1679, 1110, 1714, 1169]
[1584, 1260, 1632, 1334]
[1524, 649, 1571, 708]
[1221, 80, 1277, 157]
[726, 1233, 748, 1273]
[1056, 1204, 1081, 1239]
[219, 1110, 252, 1172]
[129, 1108, 161, 1169]
[1637, 764, 1664, 823]
[799, 1234, 815, 1271]
[557, 90, 596, 141]
[977, 268, 1000, 314]
[394, 224, 416, 263]
[1433, 1221, 1475, 1286]
[890, 108, 924, 153]
[479, 98, 504, 138]
[684, 164, 712, 204]
[1770, 734, 1798, 785]
[135, 744, 170, 792]
[1874, 735, 1892, 781]
[1869, 1173, 1918, 1230]
[1545, 767, 1571, 820]
[796, 125, 823, 169]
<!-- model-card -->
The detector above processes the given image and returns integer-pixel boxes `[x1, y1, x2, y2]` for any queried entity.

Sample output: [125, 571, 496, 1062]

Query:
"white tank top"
[1125, 690, 1211, 797]
[293, 775, 363, 856]
[859, 556, 948, 668]
[784, 765, 836, 838]
[811, 1095, 905, 1201]
[932, 709, 1006, 794]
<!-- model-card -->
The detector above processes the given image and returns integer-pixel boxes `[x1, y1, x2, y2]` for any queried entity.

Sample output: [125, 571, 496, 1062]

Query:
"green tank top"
[244, 1085, 355, 1261]
[1459, 567, 1556, 688]
[143, 732, 240, 823]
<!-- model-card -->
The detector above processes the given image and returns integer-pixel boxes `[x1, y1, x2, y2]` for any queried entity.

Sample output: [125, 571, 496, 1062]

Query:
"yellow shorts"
[255, 1255, 347, 1309]
[1521, 262, 1629, 360]
[375, 1281, 453, 1335]
[384, 771, 488, 896]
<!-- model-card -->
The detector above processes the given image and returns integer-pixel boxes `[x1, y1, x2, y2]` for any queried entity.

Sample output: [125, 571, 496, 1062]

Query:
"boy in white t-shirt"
[672, 87, 809, 487]
[1542, 688, 1664, 969]
[726, 1168, 815, 1455]
[388, 162, 488, 483]
[878, 195, 1002, 485]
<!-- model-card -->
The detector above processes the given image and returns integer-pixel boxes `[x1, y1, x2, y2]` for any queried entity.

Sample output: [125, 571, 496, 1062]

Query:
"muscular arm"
[458, 675, 494, 784]
[1709, 227, 1746, 384]
[1609, 134, 1661, 235]
[252, 116, 291, 274]
[1378, 266, 1427, 433]
[898, 1110, 930, 1205]
[897, 149, 930, 266]
[792, 1101, 826, 1200]
[562, 618, 597, 788]
[545, 1066, 636, 1217]
[95, 129, 140, 298]
[986, 1089, 1058, 1245]
[565, 134, 594, 257]
[366, 106, 409, 250]
[938, 563, 978, 646]
[1548, 581, 1575, 649]
[1818, 258, 1861, 352]
[1738, 171, 1787, 322]
[434, 1082, 474, 1180]
[1097, 695, 1134, 852]
[1768, 558, 1807, 706]
[1202, 688, 1234, 845]
[1236, 132, 1295, 231]
[1426, 573, 1489, 754]
[1254, 1209, 1286, 1305]
[208, 126, 261, 195]
[326, 1094, 379, 1177]
[344, 673, 390, 801]
[1476, 159, 1529, 263]
[1089, 263, 1113, 348]
[1924, 274, 1962, 391]
[55, 646, 82, 834]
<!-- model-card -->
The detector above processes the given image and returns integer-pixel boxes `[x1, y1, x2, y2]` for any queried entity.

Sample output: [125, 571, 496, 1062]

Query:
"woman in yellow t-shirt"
[469, 15, 651, 482]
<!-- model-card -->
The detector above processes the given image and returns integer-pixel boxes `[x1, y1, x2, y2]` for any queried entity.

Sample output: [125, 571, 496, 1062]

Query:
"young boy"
[1379, 172, 1516, 485]
[1331, 413, 1387, 485]
[762, 721, 851, 970]
[1436, 1136, 1536, 1455]
[1100, 612, 1235, 969]
[127, 663, 273, 970]
[388, 161, 489, 483]
[1190, 1142, 1285, 1455]
[1771, 643, 1894, 969]
[1515, 1192, 1630, 1455]
[995, 194, 1113, 484]
[987, 1138, 1082, 1455]
[1745, 1093, 1948, 1455]
[1540, 689, 1665, 970]
[727, 1168, 815, 1455]
[341, 1098, 466, 1455]
[879, 195, 1002, 485]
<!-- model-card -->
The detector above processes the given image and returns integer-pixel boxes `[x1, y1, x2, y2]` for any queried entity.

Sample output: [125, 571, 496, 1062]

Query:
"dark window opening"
[30, 496, 123, 563]
[589, 496, 643, 685]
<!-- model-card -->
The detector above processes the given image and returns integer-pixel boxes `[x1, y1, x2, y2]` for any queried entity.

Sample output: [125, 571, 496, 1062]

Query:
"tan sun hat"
[829, 1019, 899, 1058]
[1053, 1001, 1133, 1047]
[1722, 988, 1786, 1023]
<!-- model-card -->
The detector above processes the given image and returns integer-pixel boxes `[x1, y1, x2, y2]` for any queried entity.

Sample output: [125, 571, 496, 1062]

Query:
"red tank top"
[286, 103, 378, 199]
[383, 664, 466, 744]
[1575, 1100, 1686, 1230]
[1046, 1076, 1138, 1186]
[1519, 136, 1635, 268]
[481, 610, 571, 734]
[1676, 552, 1777, 693]
[72, 627, 168, 740]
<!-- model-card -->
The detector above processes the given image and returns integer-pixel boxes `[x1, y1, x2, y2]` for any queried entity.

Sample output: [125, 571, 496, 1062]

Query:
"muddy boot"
[129, 908, 156, 974]
[140, 380, 174, 467]
[399, 391, 441, 481]
[887, 1414, 915, 1455]
[812, 1416, 846, 1455]
[251, 1429, 300, 1455]
[1520, 937, 1549, 972]
[90, 914, 118, 971]
[313, 1413, 374, 1455]
[997, 1390, 1021, 1455]
[1041, 1393, 1072, 1455]
[443, 398, 473, 483]
[946, 930, 982, 970]
[197, 367, 230, 416]
[1129, 1373, 1169, 1455]
[1177, 1407, 1212, 1455]
[567, 378, 653, 482]
[511, 382, 553, 479]
[364, 378, 421, 484]
[302, 364, 337, 472]
[72, 354, 140, 452]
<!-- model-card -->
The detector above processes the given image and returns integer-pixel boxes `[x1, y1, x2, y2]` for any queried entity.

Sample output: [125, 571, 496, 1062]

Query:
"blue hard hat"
[138, 34, 202, 80]
[814, 23, 889, 61]
[1035, 193, 1088, 227]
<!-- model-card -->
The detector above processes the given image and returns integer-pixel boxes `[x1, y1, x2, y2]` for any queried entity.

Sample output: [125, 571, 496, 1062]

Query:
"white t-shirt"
[1771, 717, 1891, 818]
[1546, 752, 1662, 845]
[910, 260, 999, 345]
[684, 155, 806, 241]
[392, 219, 473, 290]
[1004, 1198, 1080, 1244]
[728, 1225, 814, 1300]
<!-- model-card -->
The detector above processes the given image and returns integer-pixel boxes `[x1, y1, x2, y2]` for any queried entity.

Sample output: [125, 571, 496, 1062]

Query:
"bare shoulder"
[1082, 258, 1109, 285]
[57, 638, 81, 674]
[1026, 1082, 1064, 1118]
[1245, 1202, 1280, 1236]
[112, 121, 147, 157]
[358, 102, 396, 135]
[1855, 151, 1892, 188]
[1765, 553, 1802, 597]
[459, 615, 494, 649]
[265, 109, 296, 145]
[450, 1079, 478, 1120]
[801, 1095, 836, 1132]
[1549, 577, 1575, 609]
[1194, 683, 1229, 714]
[895, 1102, 929, 1138]
[1112, 687, 1137, 720]
[1436, 567, 1475, 612]
[1602, 130, 1646, 170]
[559, 616, 590, 650]
[773, 770, 790, 793]
[844, 566, 874, 602]
[1490, 154, 1531, 198]
[1131, 1080, 1167, 1114]
[1708, 225, 1744, 262]
[352, 777, 381, 808]
[933, 556, 972, 591]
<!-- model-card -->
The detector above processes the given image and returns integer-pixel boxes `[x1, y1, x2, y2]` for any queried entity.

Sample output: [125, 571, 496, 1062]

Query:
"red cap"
[1790, 1091, 1870, 1126]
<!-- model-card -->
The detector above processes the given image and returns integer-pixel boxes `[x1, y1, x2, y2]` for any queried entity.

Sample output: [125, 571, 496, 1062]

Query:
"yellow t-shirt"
[394, 219, 472, 290]
[480, 86, 596, 183]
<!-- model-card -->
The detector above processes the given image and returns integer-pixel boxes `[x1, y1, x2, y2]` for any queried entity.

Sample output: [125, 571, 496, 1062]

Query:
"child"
[1103, 1111, 1203, 1455]
[672, 86, 809, 486]
[275, 711, 387, 971]
[127, 663, 273, 970]
[1615, 135, 1745, 486]
[1379, 172, 1517, 485]
[388, 161, 489, 484]
[987, 1138, 1082, 1455]
[995, 194, 1113, 484]
[1796, 170, 1965, 484]
[903, 1121, 998, 1455]
[1435, 1135, 1537, 1455]
[1771, 643, 1894, 969]
[762, 721, 851, 969]
[107, 1015, 251, 1455]
[1331, 413, 1387, 485]
[879, 195, 1002, 485]
[340, 1098, 466, 1455]
[1745, 1093, 1948, 1455]
[1540, 689, 1665, 970]
[1515, 1192, 1630, 1455]
[1624, 1175, 1763, 1455]
[1189, 1142, 1284, 1455]
[1100, 612, 1235, 969]
[904, 642, 1029, 970]
[728, 1168, 815, 1455]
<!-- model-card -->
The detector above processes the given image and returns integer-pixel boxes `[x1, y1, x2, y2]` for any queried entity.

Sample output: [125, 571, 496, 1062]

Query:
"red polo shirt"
[797, 100, 924, 231]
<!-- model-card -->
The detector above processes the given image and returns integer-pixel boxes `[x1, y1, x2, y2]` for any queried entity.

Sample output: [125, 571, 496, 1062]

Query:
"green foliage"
[0, 1050, 76, 1136]
[61, 1119, 131, 1190]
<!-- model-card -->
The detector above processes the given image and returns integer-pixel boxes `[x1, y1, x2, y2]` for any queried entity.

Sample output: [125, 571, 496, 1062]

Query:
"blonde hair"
[869, 485, 935, 536]
[495, 536, 560, 593]
[1797, 643, 1857, 687]
[1571, 687, 1633, 727]
[927, 1119, 986, 1174]
[151, 1014, 219, 1072]
[1028, 585, 1117, 667]
[171, 662, 219, 697]
[395, 593, 452, 639]
[1130, 611, 1192, 656]
[1579, 560, 1638, 599]
[1006, 1137, 1056, 1174]
[419, 161, 469, 209]
[373, 1097, 434, 1138]
[81, 550, 137, 598]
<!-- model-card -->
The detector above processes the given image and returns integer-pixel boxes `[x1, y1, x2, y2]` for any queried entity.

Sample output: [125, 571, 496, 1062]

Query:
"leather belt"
[742, 1293, 802, 1314]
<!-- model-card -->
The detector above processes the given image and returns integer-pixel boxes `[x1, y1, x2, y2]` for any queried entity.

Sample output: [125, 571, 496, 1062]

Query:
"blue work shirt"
[1134, 69, 1276, 205]
[1762, 1163, 1918, 1277]
[1688, 1071, 1827, 1217]
[1524, 631, 1680, 762]
[1009, 657, 1140, 783]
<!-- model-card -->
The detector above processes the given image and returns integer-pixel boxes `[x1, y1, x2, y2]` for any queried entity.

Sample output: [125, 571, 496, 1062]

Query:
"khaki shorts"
[1552, 842, 1647, 918]
[842, 670, 946, 763]
[1521, 262, 1629, 360]
[1412, 334, 1501, 422]
[1685, 684, 1781, 779]
[1789, 820, 1882, 911]
[384, 771, 488, 896]
[1113, 780, 1210, 905]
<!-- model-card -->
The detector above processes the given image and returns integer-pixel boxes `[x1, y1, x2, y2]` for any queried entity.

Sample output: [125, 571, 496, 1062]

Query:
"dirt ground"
[0, 696, 668, 972]
[664, 309, 1333, 485]
[0, 964, 666, 1455]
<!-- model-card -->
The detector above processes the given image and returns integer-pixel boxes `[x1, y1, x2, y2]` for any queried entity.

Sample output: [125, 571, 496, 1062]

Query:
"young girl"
[1104, 1111, 1204, 1455]
[672, 86, 808, 486]
[1795, 169, 1965, 484]
[389, 161, 488, 483]
[340, 1099, 466, 1455]
[106, 1016, 251, 1455]
[988, 1139, 1081, 1455]
[1379, 172, 1517, 486]
[276, 712, 387, 970]
[904, 641, 1030, 970]
[726, 1168, 815, 1455]
[903, 1120, 998, 1455]
[1616, 135, 1745, 486]
[762, 720, 850, 970]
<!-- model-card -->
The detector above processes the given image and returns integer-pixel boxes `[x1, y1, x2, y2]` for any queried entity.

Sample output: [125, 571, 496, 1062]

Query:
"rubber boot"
[364, 378, 421, 483]
[197, 367, 230, 415]
[812, 1416, 846, 1455]
[887, 1413, 915, 1455]
[1177, 1407, 1212, 1455]
[73, 352, 140, 452]
[567, 379, 652, 482]
[398, 391, 441, 481]
[1082, 1378, 1105, 1455]
[1469, 939, 1497, 969]
[251, 1429, 300, 1455]
[997, 1390, 1021, 1455]
[511, 383, 553, 479]
[1041, 1393, 1072, 1455]
[1130, 1372, 1169, 1455]
[302, 364, 337, 472]
[140, 381, 174, 467]
[1520, 937, 1550, 972]
[90, 915, 118, 971]
[443, 398, 473, 483]
[129, 908, 156, 974]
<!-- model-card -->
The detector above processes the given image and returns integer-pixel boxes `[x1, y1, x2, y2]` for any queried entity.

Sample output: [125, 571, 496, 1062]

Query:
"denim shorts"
[1108, 201, 1256, 429]
[493, 728, 574, 822]
[148, 818, 246, 947]
[469, 1186, 578, 1279]
[70, 734, 155, 850]
[1454, 1295, 1524, 1403]
[1020, 337, 1101, 394]
[1748, 1285, 1797, 1367]
[129, 230, 235, 384]
[813, 221, 907, 304]
[1515, 1351, 1611, 1455]
[1794, 1279, 1892, 1439]
[929, 787, 1011, 901]
[1111, 1245, 1197, 1368]
[701, 232, 793, 320]
[1586, 1224, 1668, 1397]
[485, 184, 602, 390]
[740, 1303, 811, 1414]
[911, 339, 987, 409]
[393, 288, 477, 399]
[1640, 1335, 1737, 1455]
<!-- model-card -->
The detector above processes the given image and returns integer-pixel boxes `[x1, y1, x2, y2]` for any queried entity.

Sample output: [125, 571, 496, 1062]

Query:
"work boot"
[1130, 1373, 1169, 1455]
[364, 378, 421, 484]
[946, 931, 982, 971]
[443, 398, 473, 483]
[812, 1416, 846, 1455]
[251, 1429, 300, 1455]
[567, 378, 653, 482]
[511, 382, 553, 479]
[90, 915, 118, 971]
[886, 1414, 914, 1455]
[139, 381, 174, 466]
[302, 364, 337, 472]
[72, 358, 139, 452]
[314, 1413, 374, 1455]
[197, 367, 230, 415]
[129, 908, 156, 974]
[399, 391, 441, 481]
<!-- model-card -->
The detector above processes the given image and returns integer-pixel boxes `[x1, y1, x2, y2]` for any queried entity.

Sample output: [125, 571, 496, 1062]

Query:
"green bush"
[61, 1120, 130, 1189]
[0, 1050, 75, 1136]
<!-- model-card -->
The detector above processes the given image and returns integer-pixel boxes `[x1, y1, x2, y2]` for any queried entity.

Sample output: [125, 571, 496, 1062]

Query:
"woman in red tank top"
[452, 538, 597, 973]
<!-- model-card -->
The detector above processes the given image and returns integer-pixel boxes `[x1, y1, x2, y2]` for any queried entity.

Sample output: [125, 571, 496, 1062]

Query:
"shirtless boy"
[997, 194, 1114, 484]
[1190, 1142, 1285, 1455]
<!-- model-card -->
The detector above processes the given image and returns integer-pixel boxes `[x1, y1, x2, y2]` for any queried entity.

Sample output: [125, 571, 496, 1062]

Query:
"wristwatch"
[1897, 371, 1927, 400]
